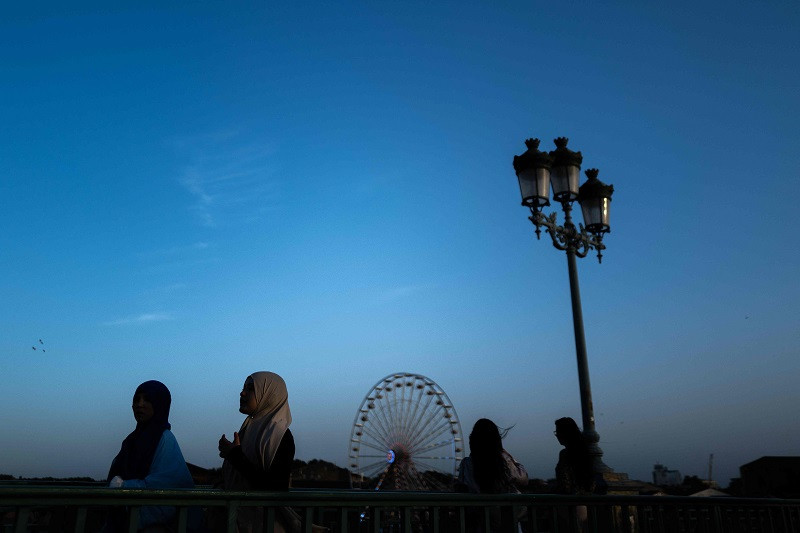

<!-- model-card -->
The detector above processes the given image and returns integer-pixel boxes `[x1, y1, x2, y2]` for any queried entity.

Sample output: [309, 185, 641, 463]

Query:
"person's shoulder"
[457, 456, 472, 476]
[157, 429, 182, 450]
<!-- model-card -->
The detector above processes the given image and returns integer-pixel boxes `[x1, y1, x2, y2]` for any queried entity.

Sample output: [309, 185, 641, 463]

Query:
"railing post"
[403, 506, 412, 533]
[227, 501, 239, 533]
[128, 507, 140, 533]
[14, 506, 29, 533]
[266, 506, 276, 533]
[339, 506, 348, 533]
[372, 507, 381, 533]
[74, 507, 87, 533]
[177, 506, 188, 533]
[304, 506, 313, 533]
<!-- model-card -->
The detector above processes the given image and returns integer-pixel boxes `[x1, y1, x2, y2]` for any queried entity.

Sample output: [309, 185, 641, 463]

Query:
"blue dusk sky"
[1, 2, 799, 486]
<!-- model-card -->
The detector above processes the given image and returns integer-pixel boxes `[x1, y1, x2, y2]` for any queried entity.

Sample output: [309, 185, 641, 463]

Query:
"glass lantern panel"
[581, 197, 611, 232]
[517, 168, 550, 207]
[551, 164, 580, 200]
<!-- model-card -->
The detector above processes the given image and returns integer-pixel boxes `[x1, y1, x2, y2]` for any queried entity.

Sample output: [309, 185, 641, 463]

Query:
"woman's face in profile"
[132, 393, 154, 424]
[239, 377, 258, 415]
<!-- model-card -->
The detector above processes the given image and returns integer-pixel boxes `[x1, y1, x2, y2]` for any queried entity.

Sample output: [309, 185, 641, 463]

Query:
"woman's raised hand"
[218, 432, 241, 457]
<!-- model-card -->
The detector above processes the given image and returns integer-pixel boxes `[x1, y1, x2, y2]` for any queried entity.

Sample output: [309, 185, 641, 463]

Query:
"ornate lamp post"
[513, 137, 615, 475]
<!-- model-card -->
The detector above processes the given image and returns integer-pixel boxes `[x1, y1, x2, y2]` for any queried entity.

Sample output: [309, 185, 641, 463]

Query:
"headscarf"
[223, 371, 292, 489]
[108, 380, 172, 481]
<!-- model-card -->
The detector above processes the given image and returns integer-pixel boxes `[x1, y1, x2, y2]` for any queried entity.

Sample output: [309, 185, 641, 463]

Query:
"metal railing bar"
[226, 500, 238, 533]
[177, 505, 188, 533]
[266, 506, 276, 533]
[339, 506, 347, 533]
[13, 506, 29, 533]
[372, 507, 380, 533]
[4, 489, 800, 533]
[303, 506, 313, 533]
[74, 506, 87, 533]
[127, 506, 139, 533]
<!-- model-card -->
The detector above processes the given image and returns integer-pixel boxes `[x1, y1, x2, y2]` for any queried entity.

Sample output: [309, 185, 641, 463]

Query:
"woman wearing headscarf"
[106, 380, 195, 532]
[218, 371, 297, 533]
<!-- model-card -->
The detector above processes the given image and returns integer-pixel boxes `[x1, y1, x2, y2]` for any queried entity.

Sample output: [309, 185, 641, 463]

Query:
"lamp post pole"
[563, 204, 605, 472]
[513, 137, 615, 475]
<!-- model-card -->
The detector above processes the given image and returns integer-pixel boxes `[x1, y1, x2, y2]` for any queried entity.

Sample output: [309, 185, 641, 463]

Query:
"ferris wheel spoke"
[414, 454, 457, 461]
[409, 420, 454, 452]
[377, 390, 400, 436]
[360, 425, 390, 447]
[367, 407, 393, 442]
[376, 404, 400, 445]
[395, 395, 415, 444]
[398, 382, 422, 438]
[370, 399, 397, 441]
[412, 458, 449, 474]
[411, 409, 439, 446]
[402, 380, 420, 438]
[388, 398, 409, 444]
[399, 380, 426, 444]
[358, 440, 393, 454]
[393, 398, 415, 445]
[383, 386, 401, 439]
[413, 439, 456, 453]
[359, 459, 392, 477]
[402, 391, 439, 447]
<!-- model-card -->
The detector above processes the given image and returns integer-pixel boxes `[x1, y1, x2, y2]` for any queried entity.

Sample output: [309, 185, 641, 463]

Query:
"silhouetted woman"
[554, 417, 603, 533]
[457, 419, 528, 532]
[218, 371, 298, 533]
[554, 417, 595, 495]
[106, 380, 195, 532]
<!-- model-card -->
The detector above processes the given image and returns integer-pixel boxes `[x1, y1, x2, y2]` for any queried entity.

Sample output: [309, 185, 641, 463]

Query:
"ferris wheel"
[348, 372, 465, 491]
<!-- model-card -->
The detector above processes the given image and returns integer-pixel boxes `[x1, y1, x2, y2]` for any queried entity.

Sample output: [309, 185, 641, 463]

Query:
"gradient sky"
[2, 2, 799, 487]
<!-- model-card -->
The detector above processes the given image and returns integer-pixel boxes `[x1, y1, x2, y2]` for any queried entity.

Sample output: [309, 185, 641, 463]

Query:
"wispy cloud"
[172, 132, 281, 227]
[376, 284, 430, 302]
[103, 313, 174, 326]
[138, 241, 211, 258]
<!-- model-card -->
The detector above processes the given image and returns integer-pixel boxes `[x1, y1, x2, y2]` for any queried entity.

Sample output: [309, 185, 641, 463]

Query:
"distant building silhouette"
[740, 456, 800, 498]
[652, 463, 682, 486]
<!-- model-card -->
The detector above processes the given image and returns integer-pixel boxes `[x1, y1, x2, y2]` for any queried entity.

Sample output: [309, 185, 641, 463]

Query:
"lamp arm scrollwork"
[529, 209, 606, 263]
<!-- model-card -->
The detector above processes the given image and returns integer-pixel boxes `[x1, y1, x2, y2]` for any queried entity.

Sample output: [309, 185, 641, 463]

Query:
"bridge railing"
[2, 486, 799, 533]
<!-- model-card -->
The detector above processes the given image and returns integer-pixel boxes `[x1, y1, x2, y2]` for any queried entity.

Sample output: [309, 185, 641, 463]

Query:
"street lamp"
[513, 137, 615, 476]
